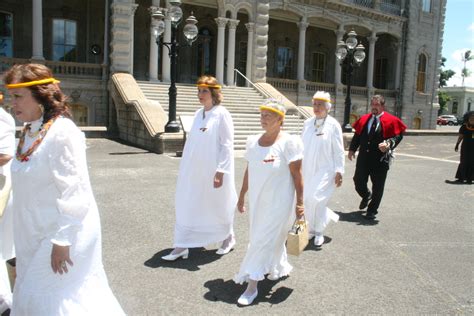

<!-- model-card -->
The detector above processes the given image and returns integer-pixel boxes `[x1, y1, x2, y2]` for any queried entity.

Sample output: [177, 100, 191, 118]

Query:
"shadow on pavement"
[144, 248, 224, 271]
[303, 236, 333, 252]
[203, 277, 293, 306]
[336, 211, 379, 226]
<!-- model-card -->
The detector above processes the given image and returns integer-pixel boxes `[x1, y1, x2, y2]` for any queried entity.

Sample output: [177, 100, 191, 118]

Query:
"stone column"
[245, 22, 255, 85]
[162, 13, 171, 82]
[226, 19, 239, 85]
[366, 31, 377, 88]
[148, 6, 159, 81]
[110, 2, 138, 74]
[297, 21, 308, 81]
[334, 25, 345, 85]
[253, 0, 270, 82]
[215, 17, 227, 84]
[394, 40, 402, 90]
[32, 0, 44, 59]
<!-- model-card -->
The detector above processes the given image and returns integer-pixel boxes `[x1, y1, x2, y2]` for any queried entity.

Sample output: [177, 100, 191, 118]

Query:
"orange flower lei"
[16, 116, 58, 162]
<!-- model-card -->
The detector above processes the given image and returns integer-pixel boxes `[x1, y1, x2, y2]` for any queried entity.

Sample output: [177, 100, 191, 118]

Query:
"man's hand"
[378, 141, 390, 153]
[348, 151, 355, 161]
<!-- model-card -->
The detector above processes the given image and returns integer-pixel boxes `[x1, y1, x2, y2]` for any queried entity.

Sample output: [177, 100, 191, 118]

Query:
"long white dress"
[174, 105, 237, 248]
[0, 108, 15, 311]
[301, 115, 344, 234]
[234, 133, 303, 283]
[11, 117, 124, 316]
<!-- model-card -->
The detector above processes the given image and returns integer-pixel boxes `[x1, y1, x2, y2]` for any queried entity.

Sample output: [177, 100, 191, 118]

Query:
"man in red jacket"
[348, 95, 406, 220]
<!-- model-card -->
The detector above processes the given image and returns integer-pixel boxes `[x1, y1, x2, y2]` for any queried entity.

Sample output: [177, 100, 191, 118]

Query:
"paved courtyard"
[86, 134, 473, 315]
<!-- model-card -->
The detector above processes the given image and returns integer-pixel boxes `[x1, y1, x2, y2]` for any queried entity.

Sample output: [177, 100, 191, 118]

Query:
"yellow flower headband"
[259, 105, 285, 118]
[312, 96, 331, 103]
[197, 83, 221, 89]
[6, 78, 60, 89]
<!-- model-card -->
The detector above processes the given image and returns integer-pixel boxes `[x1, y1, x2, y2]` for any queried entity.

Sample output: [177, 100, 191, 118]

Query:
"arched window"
[416, 54, 427, 92]
[0, 11, 13, 57]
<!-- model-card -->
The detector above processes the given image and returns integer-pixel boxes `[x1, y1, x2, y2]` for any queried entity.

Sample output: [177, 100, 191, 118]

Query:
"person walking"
[162, 75, 237, 261]
[446, 111, 474, 184]
[301, 91, 344, 246]
[0, 92, 15, 314]
[348, 95, 406, 220]
[234, 100, 304, 306]
[4, 63, 125, 315]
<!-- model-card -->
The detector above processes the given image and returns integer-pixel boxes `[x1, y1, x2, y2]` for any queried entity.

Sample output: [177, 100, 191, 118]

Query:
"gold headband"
[312, 96, 331, 103]
[197, 83, 221, 89]
[6, 78, 60, 89]
[259, 105, 285, 118]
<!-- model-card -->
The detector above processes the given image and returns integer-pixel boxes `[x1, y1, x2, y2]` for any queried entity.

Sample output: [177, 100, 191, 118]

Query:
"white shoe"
[314, 234, 324, 246]
[216, 237, 236, 255]
[237, 289, 258, 306]
[267, 273, 280, 281]
[161, 248, 189, 261]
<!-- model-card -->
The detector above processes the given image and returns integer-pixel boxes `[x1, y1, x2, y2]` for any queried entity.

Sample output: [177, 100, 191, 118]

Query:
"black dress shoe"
[359, 193, 372, 209]
[364, 212, 376, 220]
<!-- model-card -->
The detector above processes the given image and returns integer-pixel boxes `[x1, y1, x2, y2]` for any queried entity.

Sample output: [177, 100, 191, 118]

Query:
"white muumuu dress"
[11, 117, 124, 316]
[174, 105, 237, 248]
[301, 115, 344, 234]
[234, 133, 303, 283]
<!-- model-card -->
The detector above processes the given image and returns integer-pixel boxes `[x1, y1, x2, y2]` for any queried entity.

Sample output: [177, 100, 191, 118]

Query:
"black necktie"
[369, 116, 377, 138]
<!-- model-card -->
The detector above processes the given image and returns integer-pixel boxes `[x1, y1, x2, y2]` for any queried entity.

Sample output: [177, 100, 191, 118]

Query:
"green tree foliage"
[438, 57, 455, 114]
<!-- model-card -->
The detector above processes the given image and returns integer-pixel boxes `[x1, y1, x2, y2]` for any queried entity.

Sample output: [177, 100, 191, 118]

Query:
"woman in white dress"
[0, 93, 15, 313]
[301, 91, 344, 246]
[4, 64, 125, 315]
[162, 76, 237, 261]
[234, 100, 304, 306]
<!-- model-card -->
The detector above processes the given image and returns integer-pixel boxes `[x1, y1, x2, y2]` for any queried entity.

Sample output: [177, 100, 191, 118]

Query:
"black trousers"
[353, 159, 388, 215]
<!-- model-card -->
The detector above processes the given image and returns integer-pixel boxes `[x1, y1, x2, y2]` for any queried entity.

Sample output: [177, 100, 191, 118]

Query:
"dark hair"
[463, 111, 474, 124]
[3, 63, 71, 122]
[196, 75, 223, 105]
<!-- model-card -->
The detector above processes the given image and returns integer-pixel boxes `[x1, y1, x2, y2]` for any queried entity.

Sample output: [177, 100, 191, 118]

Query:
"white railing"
[306, 81, 336, 93]
[0, 57, 106, 79]
[374, 88, 397, 98]
[266, 78, 298, 90]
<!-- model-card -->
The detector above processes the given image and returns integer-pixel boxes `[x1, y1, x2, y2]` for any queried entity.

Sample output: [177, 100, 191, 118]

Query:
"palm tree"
[461, 50, 473, 86]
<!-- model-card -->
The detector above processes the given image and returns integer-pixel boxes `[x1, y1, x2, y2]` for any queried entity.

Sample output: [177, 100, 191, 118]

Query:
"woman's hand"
[51, 244, 73, 274]
[214, 172, 224, 188]
[335, 172, 343, 187]
[237, 196, 246, 213]
[295, 204, 304, 218]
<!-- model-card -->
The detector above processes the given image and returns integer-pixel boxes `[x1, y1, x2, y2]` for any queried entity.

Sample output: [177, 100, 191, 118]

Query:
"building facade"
[0, 0, 446, 129]
[439, 87, 474, 116]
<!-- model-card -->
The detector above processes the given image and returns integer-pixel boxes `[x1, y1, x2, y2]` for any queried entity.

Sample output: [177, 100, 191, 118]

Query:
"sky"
[442, 0, 474, 87]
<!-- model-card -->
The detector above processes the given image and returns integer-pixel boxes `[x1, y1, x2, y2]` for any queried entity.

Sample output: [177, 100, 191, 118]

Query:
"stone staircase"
[137, 81, 305, 150]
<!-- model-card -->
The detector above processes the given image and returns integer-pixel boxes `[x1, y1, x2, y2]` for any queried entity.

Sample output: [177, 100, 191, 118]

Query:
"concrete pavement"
[87, 134, 472, 315]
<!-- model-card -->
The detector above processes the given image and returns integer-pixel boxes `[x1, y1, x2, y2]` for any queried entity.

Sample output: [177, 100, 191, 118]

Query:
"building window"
[468, 102, 472, 112]
[70, 104, 88, 126]
[275, 47, 294, 78]
[422, 0, 431, 12]
[197, 28, 212, 77]
[0, 12, 13, 57]
[374, 58, 388, 89]
[312, 52, 326, 82]
[452, 101, 458, 114]
[53, 19, 77, 62]
[416, 54, 427, 92]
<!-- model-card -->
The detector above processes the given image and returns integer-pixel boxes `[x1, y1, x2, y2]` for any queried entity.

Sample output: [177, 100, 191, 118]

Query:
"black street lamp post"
[152, 0, 198, 133]
[335, 30, 366, 132]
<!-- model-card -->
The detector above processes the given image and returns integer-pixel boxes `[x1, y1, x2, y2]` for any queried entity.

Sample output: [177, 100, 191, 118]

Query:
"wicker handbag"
[286, 218, 309, 256]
